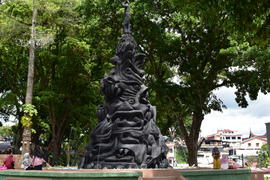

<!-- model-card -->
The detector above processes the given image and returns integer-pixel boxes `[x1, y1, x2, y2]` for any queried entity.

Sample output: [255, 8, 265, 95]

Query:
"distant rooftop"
[217, 129, 234, 133]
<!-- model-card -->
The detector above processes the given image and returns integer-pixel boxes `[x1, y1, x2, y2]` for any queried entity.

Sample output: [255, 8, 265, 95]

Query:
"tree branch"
[0, 10, 31, 26]
[176, 113, 189, 141]
[198, 137, 205, 149]
[190, 108, 203, 141]
[215, 79, 230, 88]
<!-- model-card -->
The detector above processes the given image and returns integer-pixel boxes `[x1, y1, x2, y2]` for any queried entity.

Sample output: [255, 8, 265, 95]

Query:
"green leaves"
[258, 144, 270, 168]
[21, 104, 38, 127]
[0, 126, 13, 137]
[0, 92, 18, 113]
[0, 0, 269, 165]
[22, 104, 38, 117]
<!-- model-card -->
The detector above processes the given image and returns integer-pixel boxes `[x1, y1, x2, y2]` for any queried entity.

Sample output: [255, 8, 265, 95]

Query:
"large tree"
[26, 0, 105, 164]
[80, 0, 270, 166]
[0, 0, 32, 152]
[0, 0, 105, 164]
[1, 0, 270, 166]
[136, 0, 270, 166]
[22, 0, 38, 154]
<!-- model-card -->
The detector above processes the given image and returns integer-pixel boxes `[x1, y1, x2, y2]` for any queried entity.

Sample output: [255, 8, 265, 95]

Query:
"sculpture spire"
[122, 0, 131, 34]
[80, 1, 170, 169]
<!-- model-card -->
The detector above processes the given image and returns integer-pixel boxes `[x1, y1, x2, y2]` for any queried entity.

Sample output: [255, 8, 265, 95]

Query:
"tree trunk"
[50, 121, 67, 166]
[186, 140, 198, 166]
[49, 106, 70, 165]
[22, 1, 37, 154]
[13, 109, 24, 153]
[176, 108, 204, 166]
[50, 133, 61, 166]
[186, 108, 204, 166]
[13, 120, 23, 153]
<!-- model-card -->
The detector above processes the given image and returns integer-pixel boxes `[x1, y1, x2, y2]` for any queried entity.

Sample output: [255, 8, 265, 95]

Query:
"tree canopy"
[0, 0, 270, 165]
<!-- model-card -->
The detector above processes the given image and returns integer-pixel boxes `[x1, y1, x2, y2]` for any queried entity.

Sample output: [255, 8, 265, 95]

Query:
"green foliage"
[0, 0, 104, 163]
[0, 126, 13, 137]
[21, 116, 32, 127]
[175, 146, 188, 164]
[0, 0, 270, 165]
[130, 0, 270, 165]
[22, 104, 38, 117]
[258, 144, 270, 168]
[0, 92, 20, 119]
[21, 104, 37, 127]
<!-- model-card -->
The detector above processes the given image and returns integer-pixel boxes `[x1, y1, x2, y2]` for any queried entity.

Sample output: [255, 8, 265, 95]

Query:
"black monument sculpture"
[80, 1, 170, 169]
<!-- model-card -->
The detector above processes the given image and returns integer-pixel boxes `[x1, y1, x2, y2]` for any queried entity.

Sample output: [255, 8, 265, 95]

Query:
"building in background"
[166, 129, 266, 167]
[216, 129, 242, 147]
[237, 132, 267, 157]
[198, 129, 266, 166]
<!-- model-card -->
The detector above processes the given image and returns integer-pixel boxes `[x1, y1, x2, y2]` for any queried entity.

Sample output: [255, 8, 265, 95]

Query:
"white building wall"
[236, 149, 259, 156]
[241, 138, 266, 149]
[237, 138, 267, 157]
[219, 131, 242, 148]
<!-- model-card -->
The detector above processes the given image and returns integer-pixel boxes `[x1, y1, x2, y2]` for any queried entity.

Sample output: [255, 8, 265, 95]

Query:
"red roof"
[218, 129, 234, 133]
[206, 134, 215, 138]
[241, 136, 267, 144]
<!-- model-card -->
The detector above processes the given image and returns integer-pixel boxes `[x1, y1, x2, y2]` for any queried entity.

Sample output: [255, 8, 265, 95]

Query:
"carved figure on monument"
[80, 1, 170, 169]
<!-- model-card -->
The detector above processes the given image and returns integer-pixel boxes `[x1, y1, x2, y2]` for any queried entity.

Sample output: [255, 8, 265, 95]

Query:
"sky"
[201, 87, 270, 138]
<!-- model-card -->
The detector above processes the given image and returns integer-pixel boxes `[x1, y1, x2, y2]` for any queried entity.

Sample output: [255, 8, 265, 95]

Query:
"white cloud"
[201, 87, 270, 137]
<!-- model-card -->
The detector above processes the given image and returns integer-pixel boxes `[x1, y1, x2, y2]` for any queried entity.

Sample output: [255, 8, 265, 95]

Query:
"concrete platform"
[0, 170, 141, 180]
[0, 168, 254, 180]
[180, 169, 251, 180]
[0, 169, 186, 180]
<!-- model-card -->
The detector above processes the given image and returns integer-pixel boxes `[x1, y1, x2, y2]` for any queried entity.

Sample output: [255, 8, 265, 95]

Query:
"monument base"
[86, 162, 139, 169]
[0, 168, 253, 180]
[0, 169, 185, 180]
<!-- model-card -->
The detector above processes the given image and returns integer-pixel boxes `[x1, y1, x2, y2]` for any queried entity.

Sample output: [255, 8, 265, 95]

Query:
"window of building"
[237, 137, 241, 140]
[248, 143, 251, 147]
[229, 149, 236, 155]
[232, 137, 236, 140]
[226, 137, 230, 140]
[256, 143, 259, 147]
